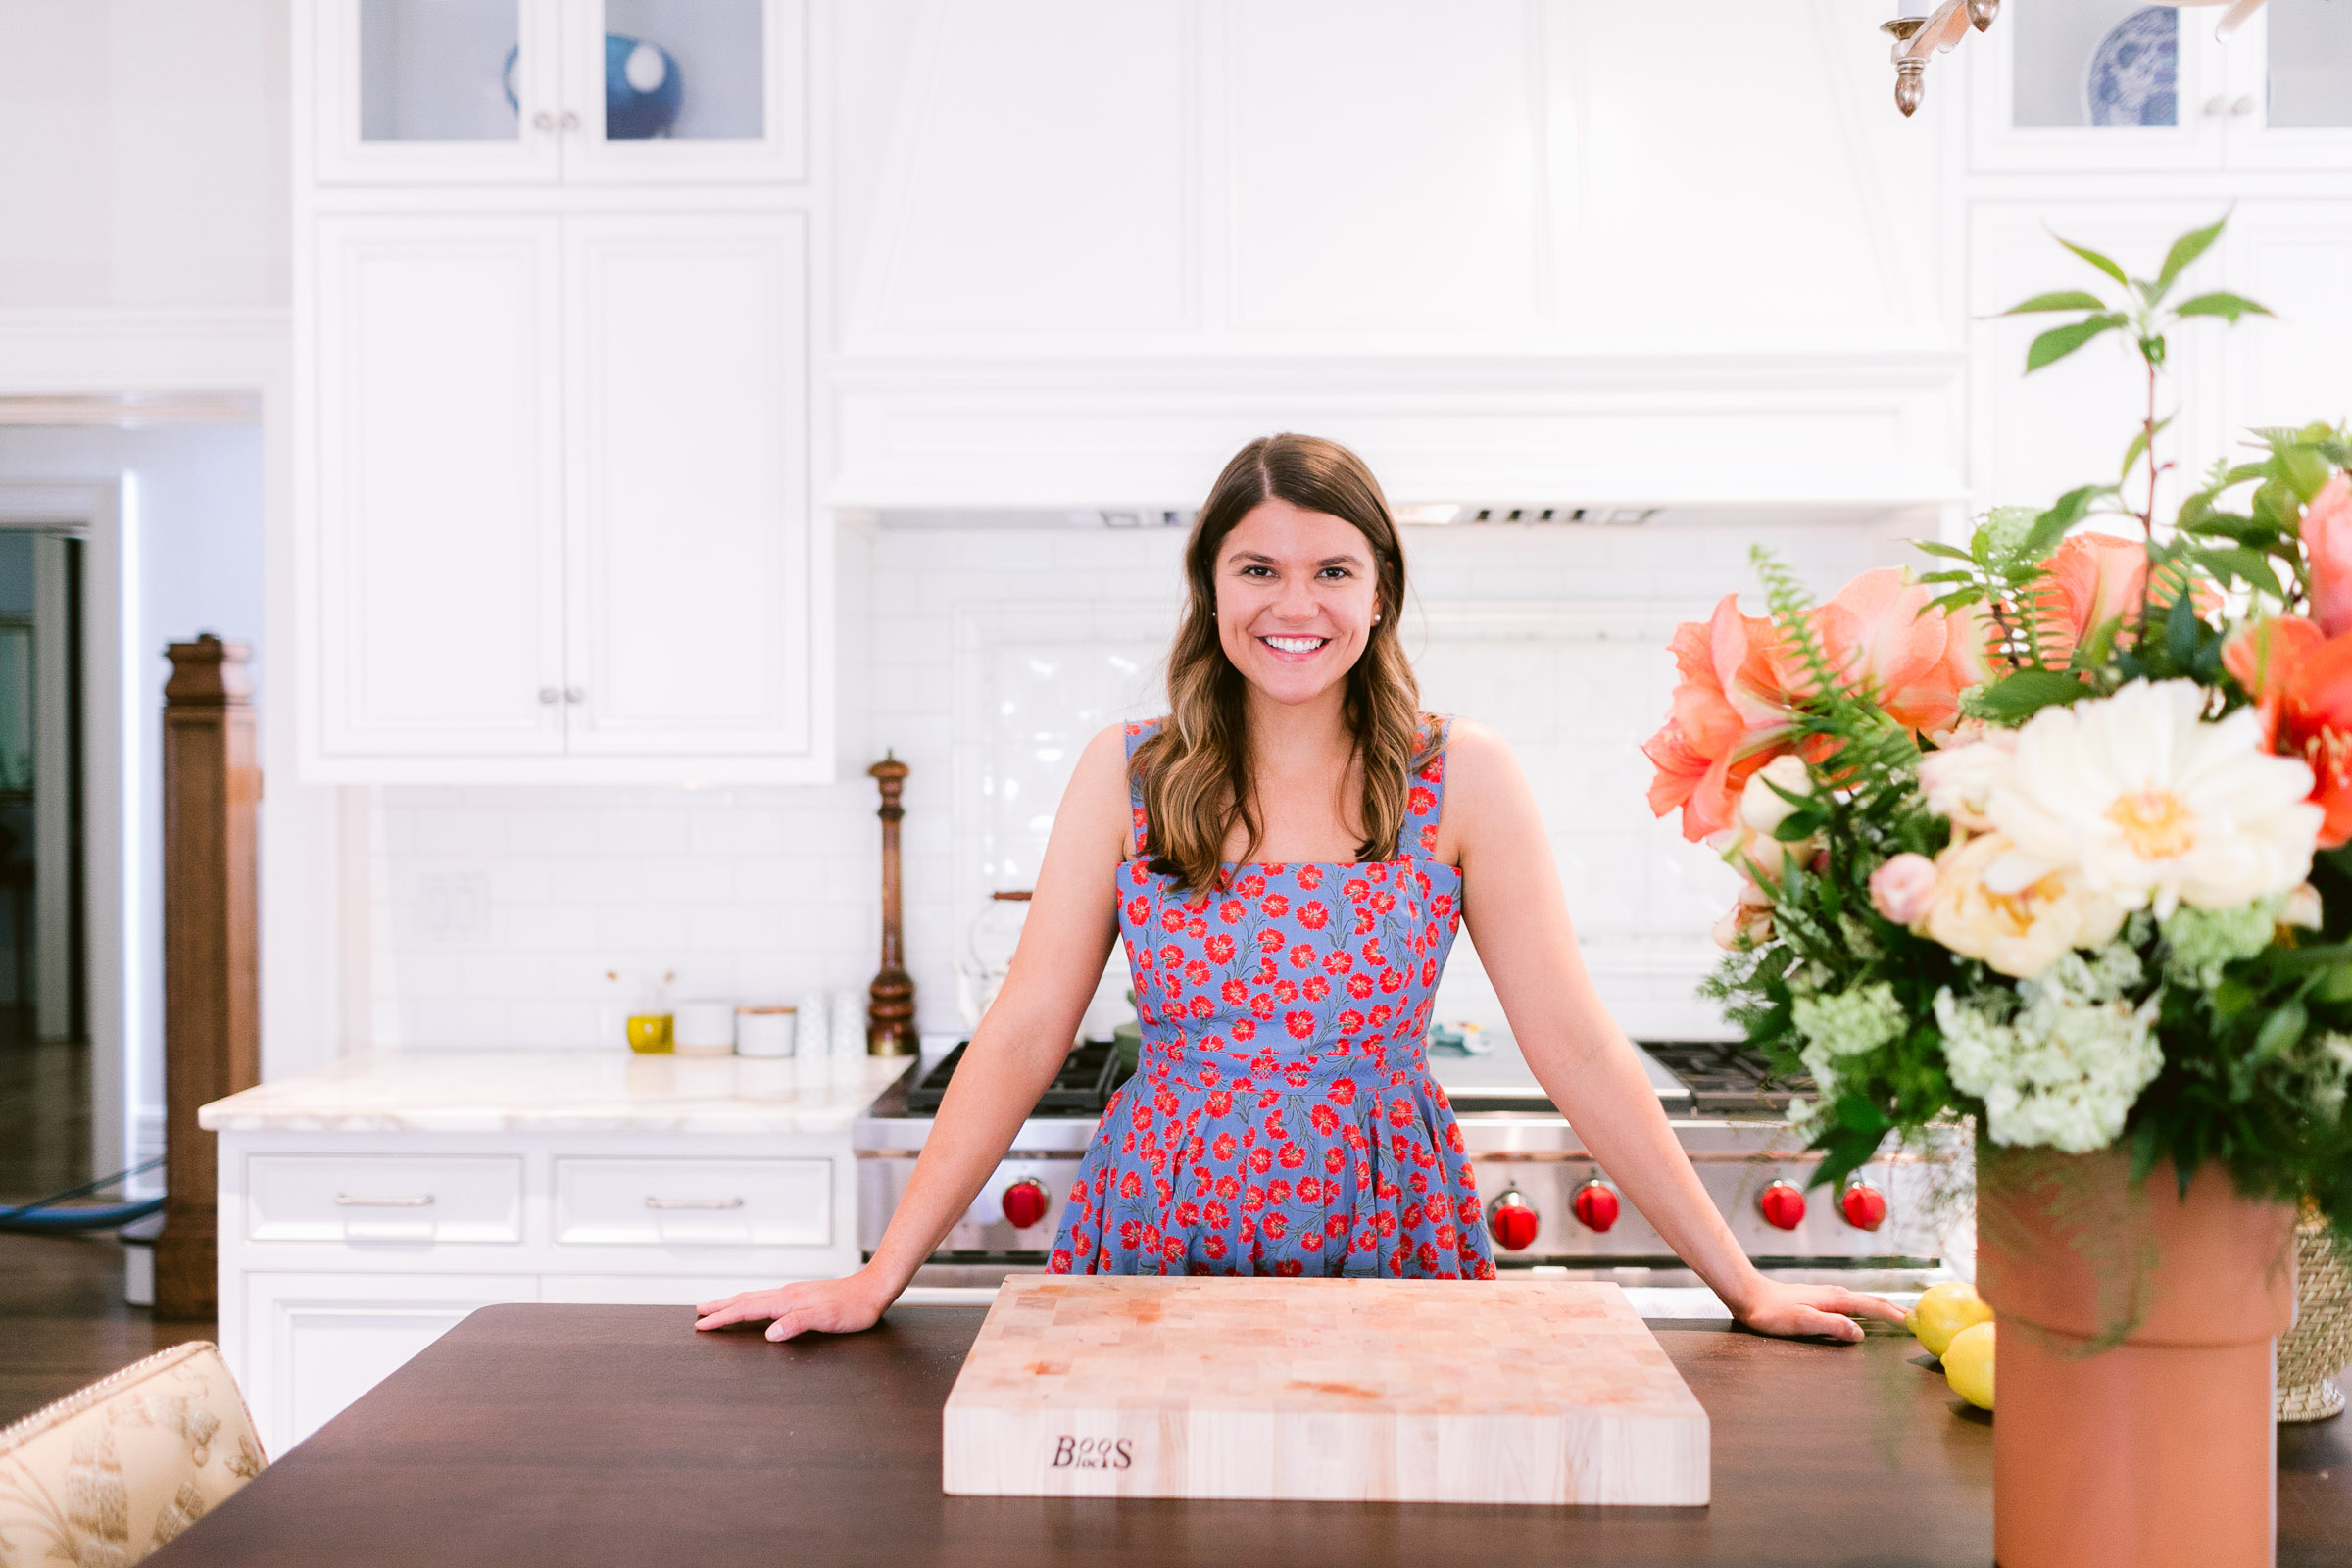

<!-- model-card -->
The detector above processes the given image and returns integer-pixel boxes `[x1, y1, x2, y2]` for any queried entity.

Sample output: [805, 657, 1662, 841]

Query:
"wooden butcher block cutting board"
[941, 1276, 1708, 1506]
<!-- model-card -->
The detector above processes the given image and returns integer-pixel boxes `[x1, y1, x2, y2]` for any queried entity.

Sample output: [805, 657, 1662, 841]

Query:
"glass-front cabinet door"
[560, 0, 806, 183]
[2221, 0, 2352, 168]
[1972, 0, 2228, 170]
[1972, 0, 2352, 172]
[312, 0, 804, 186]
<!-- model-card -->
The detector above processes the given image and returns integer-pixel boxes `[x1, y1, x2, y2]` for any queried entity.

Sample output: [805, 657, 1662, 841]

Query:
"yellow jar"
[626, 1013, 674, 1054]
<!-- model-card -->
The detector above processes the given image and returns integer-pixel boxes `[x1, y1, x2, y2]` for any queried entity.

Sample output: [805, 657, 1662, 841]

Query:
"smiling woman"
[694, 433, 1908, 1343]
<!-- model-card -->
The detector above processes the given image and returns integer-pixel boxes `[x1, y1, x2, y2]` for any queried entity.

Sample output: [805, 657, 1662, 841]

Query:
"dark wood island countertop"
[150, 1302, 2349, 1568]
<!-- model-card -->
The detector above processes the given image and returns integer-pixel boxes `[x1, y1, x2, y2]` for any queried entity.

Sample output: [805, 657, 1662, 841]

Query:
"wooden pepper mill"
[867, 753, 917, 1055]
[156, 635, 262, 1318]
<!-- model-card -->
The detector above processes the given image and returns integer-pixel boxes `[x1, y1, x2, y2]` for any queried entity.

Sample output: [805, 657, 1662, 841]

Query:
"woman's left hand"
[1729, 1279, 1911, 1343]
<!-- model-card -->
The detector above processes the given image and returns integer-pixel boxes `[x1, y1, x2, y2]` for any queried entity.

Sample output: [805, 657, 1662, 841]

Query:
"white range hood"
[829, 1, 1966, 514]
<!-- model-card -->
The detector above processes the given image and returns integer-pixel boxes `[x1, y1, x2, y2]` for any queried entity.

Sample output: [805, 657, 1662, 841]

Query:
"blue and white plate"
[2086, 6, 2180, 127]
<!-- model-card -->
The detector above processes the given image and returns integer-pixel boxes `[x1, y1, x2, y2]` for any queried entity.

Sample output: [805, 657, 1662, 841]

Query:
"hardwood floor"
[1, 1030, 208, 1429]
[0, 1230, 215, 1428]
[0, 1033, 91, 1202]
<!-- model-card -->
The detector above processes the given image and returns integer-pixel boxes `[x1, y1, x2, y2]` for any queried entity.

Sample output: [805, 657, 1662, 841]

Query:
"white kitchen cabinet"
[238, 1271, 541, 1453]
[2217, 203, 2352, 432]
[309, 210, 820, 781]
[561, 213, 812, 760]
[1971, 0, 2352, 172]
[315, 216, 568, 760]
[313, 0, 807, 186]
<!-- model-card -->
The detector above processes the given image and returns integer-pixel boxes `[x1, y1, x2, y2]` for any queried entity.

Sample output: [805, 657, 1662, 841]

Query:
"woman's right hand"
[693, 1267, 896, 1342]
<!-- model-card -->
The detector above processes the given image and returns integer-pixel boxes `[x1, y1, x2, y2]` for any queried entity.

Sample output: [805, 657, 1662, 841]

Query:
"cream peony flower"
[1919, 725, 2018, 833]
[1985, 679, 2322, 918]
[1923, 831, 2127, 979]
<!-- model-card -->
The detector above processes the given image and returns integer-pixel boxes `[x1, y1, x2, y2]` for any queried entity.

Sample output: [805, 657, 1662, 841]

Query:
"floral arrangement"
[1642, 217, 2352, 1237]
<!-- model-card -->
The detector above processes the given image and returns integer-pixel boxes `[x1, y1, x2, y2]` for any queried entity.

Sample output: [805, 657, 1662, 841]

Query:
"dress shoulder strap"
[1396, 715, 1451, 859]
[1123, 718, 1164, 858]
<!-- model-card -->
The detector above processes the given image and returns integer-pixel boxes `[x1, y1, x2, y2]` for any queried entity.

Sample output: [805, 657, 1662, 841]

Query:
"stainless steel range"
[855, 1034, 1955, 1275]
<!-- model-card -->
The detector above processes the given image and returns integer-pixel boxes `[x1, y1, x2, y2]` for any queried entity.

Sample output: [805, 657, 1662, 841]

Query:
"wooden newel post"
[155, 635, 261, 1319]
[867, 753, 917, 1056]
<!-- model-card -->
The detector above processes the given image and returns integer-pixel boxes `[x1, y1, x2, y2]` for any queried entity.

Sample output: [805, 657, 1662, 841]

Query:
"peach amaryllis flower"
[2297, 474, 2352, 638]
[2021, 532, 2210, 667]
[1643, 571, 1986, 842]
[2224, 613, 2352, 848]
[1642, 595, 1803, 842]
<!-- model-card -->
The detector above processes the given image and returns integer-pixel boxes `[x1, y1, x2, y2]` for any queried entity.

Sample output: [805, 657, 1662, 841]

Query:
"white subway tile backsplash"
[365, 520, 1905, 1051]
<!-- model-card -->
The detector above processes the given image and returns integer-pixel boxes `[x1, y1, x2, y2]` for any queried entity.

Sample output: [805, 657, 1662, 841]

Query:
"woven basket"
[2277, 1198, 2351, 1423]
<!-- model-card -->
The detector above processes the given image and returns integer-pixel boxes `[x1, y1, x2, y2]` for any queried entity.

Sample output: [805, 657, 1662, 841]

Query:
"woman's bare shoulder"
[1439, 716, 1523, 787]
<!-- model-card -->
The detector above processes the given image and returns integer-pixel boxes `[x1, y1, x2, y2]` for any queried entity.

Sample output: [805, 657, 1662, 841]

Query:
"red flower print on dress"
[1248, 1145, 1274, 1175]
[1260, 893, 1290, 918]
[1379, 967, 1407, 995]
[1219, 898, 1245, 924]
[1274, 979, 1299, 1004]
[1262, 1211, 1289, 1241]
[1321, 949, 1353, 976]
[1284, 1010, 1315, 1040]
[1309, 1103, 1341, 1136]
[1297, 900, 1330, 931]
[1288, 943, 1316, 971]
[1249, 992, 1276, 1020]
[1408, 785, 1436, 816]
[1188, 995, 1213, 1019]
[1256, 928, 1286, 955]
[1419, 824, 1439, 853]
[1198, 1061, 1222, 1087]
[1237, 872, 1266, 898]
[1369, 1004, 1394, 1029]
[1204, 933, 1236, 963]
[1210, 1131, 1238, 1161]
[1220, 978, 1247, 1005]
[1206, 1088, 1234, 1116]
[1325, 1147, 1347, 1175]
[1126, 896, 1151, 926]
[1202, 1232, 1228, 1261]
[1228, 1020, 1254, 1046]
[1420, 957, 1437, 987]
[1159, 907, 1187, 933]
[1185, 959, 1212, 985]
[1298, 864, 1324, 890]
[1301, 976, 1330, 1002]
[1345, 972, 1375, 1001]
[1214, 1173, 1241, 1200]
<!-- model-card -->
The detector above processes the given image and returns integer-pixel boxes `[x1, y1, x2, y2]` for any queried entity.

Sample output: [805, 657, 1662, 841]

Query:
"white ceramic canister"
[796, 992, 832, 1085]
[831, 989, 866, 1060]
[735, 1005, 796, 1059]
[671, 1000, 736, 1057]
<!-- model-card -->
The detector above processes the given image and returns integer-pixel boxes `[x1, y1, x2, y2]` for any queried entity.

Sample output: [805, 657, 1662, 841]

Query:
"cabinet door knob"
[560, 109, 581, 131]
[2230, 95, 2256, 117]
[2204, 94, 2228, 117]
[532, 110, 556, 132]
[538, 687, 560, 705]
[564, 687, 586, 705]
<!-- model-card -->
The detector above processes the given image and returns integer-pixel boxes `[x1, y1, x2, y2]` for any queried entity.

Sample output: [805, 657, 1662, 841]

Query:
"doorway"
[0, 527, 88, 1203]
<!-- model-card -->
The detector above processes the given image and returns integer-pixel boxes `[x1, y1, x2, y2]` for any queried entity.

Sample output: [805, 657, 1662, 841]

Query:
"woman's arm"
[1442, 721, 1906, 1342]
[693, 724, 1134, 1341]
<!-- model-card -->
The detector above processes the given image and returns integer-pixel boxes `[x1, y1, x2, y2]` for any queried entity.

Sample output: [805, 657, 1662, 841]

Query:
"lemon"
[1943, 1320, 1995, 1411]
[1905, 1282, 1994, 1359]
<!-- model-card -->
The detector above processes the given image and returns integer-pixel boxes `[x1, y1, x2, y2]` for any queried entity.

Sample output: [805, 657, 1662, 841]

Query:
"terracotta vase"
[1976, 1147, 2298, 1568]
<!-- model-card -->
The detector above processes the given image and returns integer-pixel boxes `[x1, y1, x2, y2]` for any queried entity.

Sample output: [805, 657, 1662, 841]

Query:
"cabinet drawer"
[553, 1158, 831, 1248]
[246, 1155, 523, 1244]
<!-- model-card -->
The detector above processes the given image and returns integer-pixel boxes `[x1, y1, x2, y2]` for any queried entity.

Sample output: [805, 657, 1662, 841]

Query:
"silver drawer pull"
[336, 1194, 435, 1207]
[644, 1197, 746, 1210]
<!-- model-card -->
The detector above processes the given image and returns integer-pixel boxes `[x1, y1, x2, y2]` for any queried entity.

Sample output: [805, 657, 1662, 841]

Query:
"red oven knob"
[1001, 1176, 1051, 1230]
[1758, 1180, 1807, 1231]
[1488, 1190, 1540, 1251]
[1839, 1180, 1888, 1232]
[1571, 1180, 1620, 1232]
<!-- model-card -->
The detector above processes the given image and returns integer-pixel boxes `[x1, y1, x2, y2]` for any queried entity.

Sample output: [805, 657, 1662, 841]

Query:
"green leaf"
[2003, 289, 2113, 315]
[2173, 291, 2274, 323]
[1969, 668, 2091, 722]
[2027, 316, 2128, 372]
[1913, 540, 1976, 562]
[2190, 546, 2284, 598]
[2165, 590, 2199, 667]
[2054, 234, 2132, 290]
[2130, 1117, 2162, 1186]
[2254, 999, 2308, 1062]
[2151, 217, 2227, 302]
[2023, 486, 2103, 558]
[2315, 963, 2352, 1004]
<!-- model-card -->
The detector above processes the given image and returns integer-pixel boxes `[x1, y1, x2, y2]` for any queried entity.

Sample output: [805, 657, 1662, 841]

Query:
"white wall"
[0, 422, 267, 1172]
[0, 0, 291, 308]
[361, 516, 1912, 1051]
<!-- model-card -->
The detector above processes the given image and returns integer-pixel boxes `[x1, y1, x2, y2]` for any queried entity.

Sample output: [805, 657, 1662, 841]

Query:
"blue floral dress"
[1048, 718, 1495, 1279]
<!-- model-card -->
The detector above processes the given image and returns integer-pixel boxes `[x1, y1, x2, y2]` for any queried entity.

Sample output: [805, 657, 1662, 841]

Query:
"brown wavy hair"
[1132, 433, 1433, 892]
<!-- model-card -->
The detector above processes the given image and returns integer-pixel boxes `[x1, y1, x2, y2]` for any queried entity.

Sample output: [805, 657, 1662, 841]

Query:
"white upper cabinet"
[562, 213, 811, 760]
[310, 212, 818, 780]
[314, 0, 807, 185]
[316, 216, 569, 759]
[1972, 0, 2352, 172]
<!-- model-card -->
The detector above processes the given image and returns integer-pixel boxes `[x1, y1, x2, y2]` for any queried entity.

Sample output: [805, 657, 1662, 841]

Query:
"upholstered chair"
[0, 1342, 266, 1566]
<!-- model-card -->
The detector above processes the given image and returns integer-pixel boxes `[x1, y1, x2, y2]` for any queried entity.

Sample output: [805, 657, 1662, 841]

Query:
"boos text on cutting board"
[1052, 1436, 1135, 1470]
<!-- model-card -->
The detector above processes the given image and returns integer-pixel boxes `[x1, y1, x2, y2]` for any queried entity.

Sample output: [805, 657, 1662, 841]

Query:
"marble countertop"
[198, 1051, 916, 1135]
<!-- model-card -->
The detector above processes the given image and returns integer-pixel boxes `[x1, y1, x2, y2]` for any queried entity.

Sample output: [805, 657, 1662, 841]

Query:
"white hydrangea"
[1934, 945, 2162, 1152]
[1791, 982, 1905, 1059]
